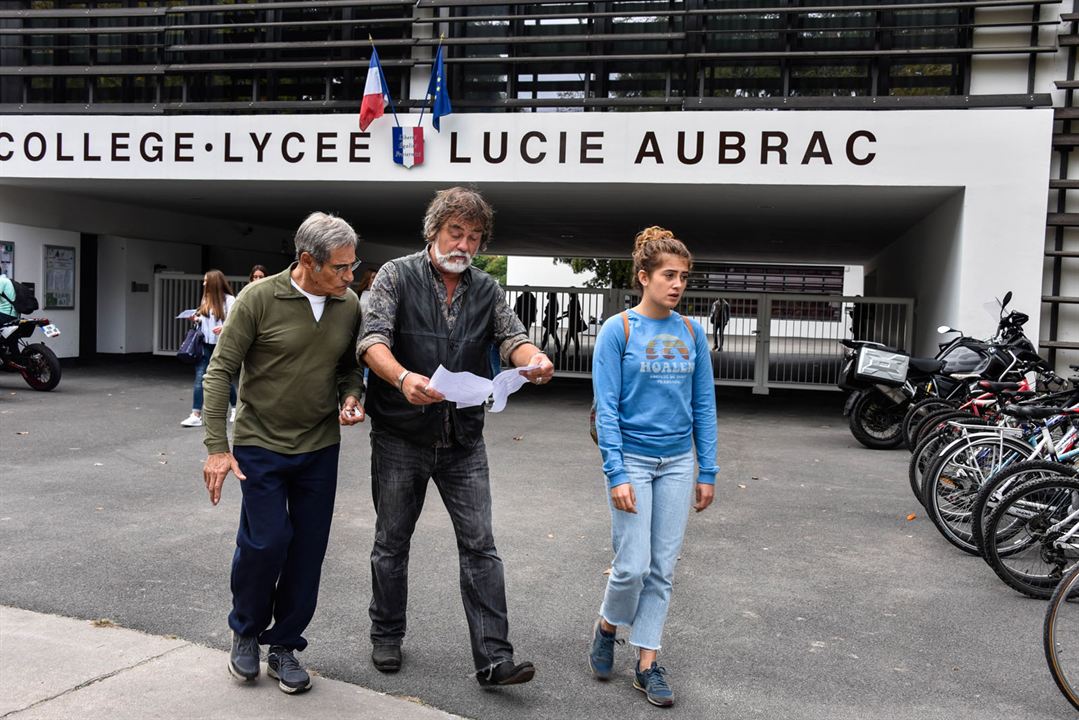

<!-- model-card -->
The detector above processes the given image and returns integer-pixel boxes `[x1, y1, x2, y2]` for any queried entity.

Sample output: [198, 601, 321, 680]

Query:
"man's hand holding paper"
[427, 364, 542, 412]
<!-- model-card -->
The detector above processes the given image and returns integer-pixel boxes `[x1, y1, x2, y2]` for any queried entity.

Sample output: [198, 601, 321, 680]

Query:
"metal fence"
[152, 273, 250, 355]
[151, 275, 912, 393]
[505, 286, 913, 393]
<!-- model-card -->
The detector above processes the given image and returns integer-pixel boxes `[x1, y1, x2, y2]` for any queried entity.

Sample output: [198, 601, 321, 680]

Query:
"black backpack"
[2, 279, 39, 315]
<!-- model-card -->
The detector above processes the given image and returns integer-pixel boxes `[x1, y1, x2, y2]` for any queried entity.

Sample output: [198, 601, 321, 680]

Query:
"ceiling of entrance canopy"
[1, 178, 957, 264]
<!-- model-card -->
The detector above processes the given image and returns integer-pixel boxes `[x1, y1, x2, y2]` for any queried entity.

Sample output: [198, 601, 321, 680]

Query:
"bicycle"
[920, 406, 1079, 555]
[1045, 560, 1079, 712]
[982, 474, 1079, 598]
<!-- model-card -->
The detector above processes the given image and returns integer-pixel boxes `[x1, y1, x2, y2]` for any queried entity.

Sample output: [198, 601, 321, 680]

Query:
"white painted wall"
[0, 222, 81, 358]
[870, 193, 966, 356]
[96, 235, 200, 353]
[843, 266, 864, 296]
[508, 256, 862, 294]
[96, 236, 125, 355]
[506, 256, 595, 287]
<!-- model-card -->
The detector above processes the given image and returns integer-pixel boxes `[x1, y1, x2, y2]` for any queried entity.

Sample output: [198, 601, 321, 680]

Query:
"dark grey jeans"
[368, 431, 514, 671]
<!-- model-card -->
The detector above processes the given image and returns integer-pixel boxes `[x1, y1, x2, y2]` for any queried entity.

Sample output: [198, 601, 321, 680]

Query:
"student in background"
[181, 270, 237, 428]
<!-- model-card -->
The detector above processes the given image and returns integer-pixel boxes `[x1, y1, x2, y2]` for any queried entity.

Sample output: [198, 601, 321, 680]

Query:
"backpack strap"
[622, 311, 693, 343]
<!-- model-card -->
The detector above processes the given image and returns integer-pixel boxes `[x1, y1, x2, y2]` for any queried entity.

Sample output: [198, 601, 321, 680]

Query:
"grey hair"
[293, 212, 358, 267]
[422, 187, 494, 248]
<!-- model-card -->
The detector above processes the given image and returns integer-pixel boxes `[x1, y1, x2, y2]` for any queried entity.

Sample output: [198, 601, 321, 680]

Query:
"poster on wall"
[0, 242, 12, 277]
[44, 245, 75, 309]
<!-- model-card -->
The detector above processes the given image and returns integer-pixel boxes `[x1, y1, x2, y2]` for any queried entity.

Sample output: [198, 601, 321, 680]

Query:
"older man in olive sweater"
[201, 212, 365, 695]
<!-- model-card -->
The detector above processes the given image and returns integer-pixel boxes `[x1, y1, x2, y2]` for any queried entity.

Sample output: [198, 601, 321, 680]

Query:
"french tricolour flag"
[358, 48, 387, 131]
[393, 126, 424, 168]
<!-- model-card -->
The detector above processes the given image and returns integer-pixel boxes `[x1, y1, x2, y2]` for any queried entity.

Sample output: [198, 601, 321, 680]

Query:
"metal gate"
[503, 286, 913, 393]
[152, 273, 250, 355]
[151, 278, 911, 394]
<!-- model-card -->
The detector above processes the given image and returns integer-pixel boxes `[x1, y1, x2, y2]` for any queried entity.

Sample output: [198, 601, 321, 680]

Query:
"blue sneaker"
[634, 662, 674, 707]
[588, 619, 619, 680]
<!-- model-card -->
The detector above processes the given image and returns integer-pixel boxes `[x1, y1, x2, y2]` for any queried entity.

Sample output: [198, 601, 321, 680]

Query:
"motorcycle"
[0, 317, 62, 391]
[838, 292, 1035, 449]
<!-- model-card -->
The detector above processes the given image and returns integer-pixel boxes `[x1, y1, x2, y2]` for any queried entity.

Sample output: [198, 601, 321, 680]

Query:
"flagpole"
[417, 34, 444, 127]
[369, 34, 401, 127]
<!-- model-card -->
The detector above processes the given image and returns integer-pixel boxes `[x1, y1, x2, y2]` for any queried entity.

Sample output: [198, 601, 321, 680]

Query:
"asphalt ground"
[0, 358, 1070, 719]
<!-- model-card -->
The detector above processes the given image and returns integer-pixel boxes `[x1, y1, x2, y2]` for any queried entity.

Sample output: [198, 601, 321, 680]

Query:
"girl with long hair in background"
[181, 270, 238, 427]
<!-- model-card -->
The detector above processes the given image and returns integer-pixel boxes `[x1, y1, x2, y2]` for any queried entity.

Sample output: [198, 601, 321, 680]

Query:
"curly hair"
[631, 226, 692, 289]
[422, 187, 494, 248]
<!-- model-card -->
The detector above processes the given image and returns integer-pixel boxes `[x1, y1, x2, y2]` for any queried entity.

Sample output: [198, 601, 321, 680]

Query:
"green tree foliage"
[472, 255, 507, 284]
[553, 257, 635, 289]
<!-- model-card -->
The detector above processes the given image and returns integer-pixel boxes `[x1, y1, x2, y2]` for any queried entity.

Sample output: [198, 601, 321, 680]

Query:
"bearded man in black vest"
[357, 187, 554, 687]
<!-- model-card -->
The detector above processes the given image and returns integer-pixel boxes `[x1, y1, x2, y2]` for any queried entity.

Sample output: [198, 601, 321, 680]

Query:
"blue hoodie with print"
[592, 309, 719, 488]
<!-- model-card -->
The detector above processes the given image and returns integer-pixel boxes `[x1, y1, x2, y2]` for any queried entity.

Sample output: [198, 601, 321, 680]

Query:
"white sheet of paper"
[427, 366, 493, 409]
[490, 365, 539, 412]
[175, 309, 197, 319]
[427, 364, 541, 413]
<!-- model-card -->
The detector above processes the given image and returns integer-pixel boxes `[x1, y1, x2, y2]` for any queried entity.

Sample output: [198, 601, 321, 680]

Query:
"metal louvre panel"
[153, 273, 248, 356]
[0, 0, 1062, 111]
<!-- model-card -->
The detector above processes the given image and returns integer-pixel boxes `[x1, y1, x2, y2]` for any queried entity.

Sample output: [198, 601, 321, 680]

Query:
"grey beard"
[433, 249, 472, 274]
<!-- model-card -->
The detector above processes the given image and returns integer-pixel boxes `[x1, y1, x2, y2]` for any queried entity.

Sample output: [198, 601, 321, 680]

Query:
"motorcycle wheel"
[20, 343, 61, 391]
[849, 388, 907, 450]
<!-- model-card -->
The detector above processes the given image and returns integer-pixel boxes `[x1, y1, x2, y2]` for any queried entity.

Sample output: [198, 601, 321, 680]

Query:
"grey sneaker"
[267, 646, 311, 694]
[634, 662, 674, 707]
[228, 632, 260, 681]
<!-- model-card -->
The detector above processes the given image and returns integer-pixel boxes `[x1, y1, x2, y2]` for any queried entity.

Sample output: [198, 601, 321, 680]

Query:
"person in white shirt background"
[0, 271, 17, 324]
[181, 269, 237, 427]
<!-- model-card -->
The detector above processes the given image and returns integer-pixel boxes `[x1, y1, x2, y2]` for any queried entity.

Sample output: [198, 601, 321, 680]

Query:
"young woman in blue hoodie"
[588, 226, 719, 707]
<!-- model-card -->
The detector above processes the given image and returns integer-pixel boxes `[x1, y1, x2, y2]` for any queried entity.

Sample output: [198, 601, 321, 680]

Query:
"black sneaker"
[267, 646, 311, 694]
[476, 660, 536, 688]
[228, 632, 260, 681]
[371, 644, 402, 673]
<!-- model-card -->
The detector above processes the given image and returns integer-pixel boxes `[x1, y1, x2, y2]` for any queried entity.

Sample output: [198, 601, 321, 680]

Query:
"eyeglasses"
[317, 259, 364, 276]
[302, 251, 361, 276]
[327, 259, 362, 276]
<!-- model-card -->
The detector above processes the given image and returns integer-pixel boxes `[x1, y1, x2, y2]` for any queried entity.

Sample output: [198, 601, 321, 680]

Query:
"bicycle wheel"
[970, 460, 1079, 556]
[908, 419, 991, 507]
[922, 434, 1034, 555]
[914, 409, 981, 450]
[903, 398, 956, 451]
[983, 475, 1079, 599]
[1045, 563, 1079, 712]
[913, 408, 968, 448]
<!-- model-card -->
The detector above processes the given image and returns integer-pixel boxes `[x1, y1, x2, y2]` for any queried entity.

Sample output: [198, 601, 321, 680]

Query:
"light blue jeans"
[600, 450, 696, 651]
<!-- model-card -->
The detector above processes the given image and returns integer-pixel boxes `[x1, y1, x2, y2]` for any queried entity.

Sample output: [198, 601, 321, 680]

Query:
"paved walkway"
[1, 359, 1074, 719]
[0, 605, 461, 720]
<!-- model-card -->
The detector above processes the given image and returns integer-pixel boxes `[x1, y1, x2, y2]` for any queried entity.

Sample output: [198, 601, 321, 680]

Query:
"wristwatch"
[397, 369, 412, 390]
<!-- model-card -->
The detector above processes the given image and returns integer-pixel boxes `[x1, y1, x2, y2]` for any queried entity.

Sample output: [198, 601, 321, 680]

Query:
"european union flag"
[428, 45, 452, 132]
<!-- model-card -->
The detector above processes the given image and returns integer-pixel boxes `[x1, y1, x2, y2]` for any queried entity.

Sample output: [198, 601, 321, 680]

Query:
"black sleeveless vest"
[366, 253, 497, 446]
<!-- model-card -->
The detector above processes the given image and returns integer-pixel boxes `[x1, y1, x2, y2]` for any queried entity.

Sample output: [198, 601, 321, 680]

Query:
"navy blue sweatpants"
[228, 443, 339, 651]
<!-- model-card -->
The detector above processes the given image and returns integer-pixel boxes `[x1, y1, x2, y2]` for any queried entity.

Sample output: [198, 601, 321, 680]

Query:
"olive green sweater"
[202, 264, 364, 456]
